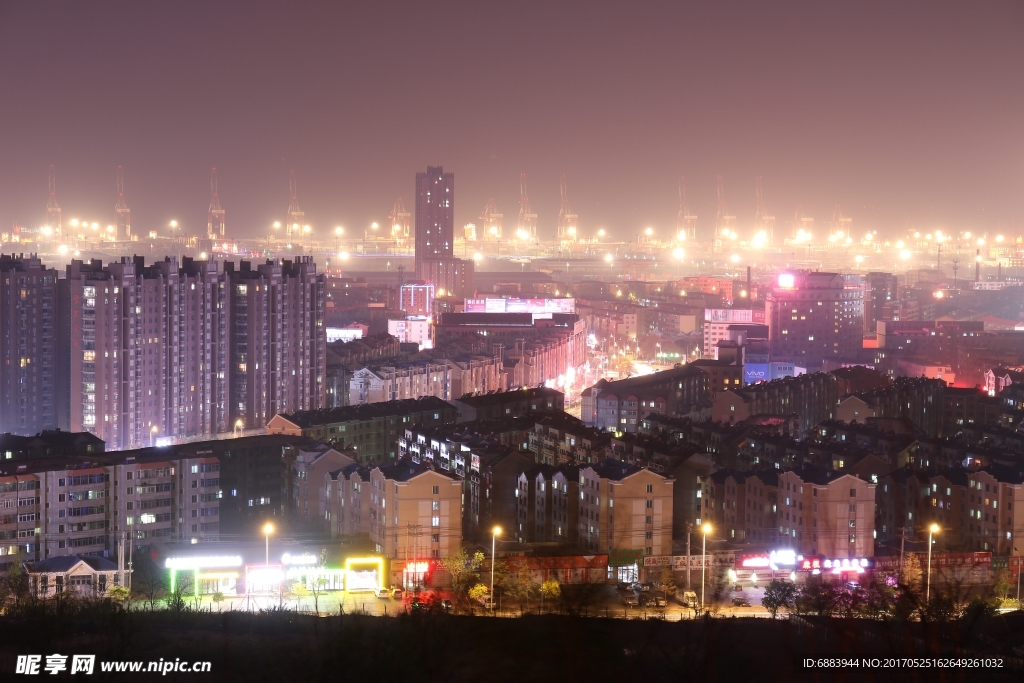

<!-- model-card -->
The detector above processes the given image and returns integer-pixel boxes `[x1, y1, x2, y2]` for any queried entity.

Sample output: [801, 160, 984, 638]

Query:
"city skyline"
[1, 2, 1023, 242]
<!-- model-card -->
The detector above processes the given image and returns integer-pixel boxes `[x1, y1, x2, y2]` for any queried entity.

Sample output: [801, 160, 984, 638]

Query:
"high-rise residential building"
[63, 258, 134, 448]
[765, 271, 864, 371]
[413, 166, 475, 297]
[220, 258, 327, 430]
[0, 254, 59, 435]
[60, 256, 325, 449]
[414, 166, 455, 269]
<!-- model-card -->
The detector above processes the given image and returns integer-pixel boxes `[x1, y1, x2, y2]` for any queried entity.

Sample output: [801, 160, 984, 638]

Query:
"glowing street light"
[234, 418, 243, 437]
[701, 523, 712, 611]
[150, 425, 158, 447]
[263, 523, 274, 567]
[491, 526, 501, 612]
[926, 523, 940, 602]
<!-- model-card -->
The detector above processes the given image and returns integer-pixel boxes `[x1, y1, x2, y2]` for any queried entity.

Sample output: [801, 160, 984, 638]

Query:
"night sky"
[1, 1, 1022, 242]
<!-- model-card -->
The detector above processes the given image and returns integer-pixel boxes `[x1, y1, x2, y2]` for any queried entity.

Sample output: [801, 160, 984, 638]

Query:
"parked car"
[630, 582, 652, 592]
[651, 592, 668, 607]
[390, 587, 404, 600]
[621, 592, 639, 608]
[680, 591, 698, 608]
[477, 595, 495, 609]
[375, 587, 390, 599]
[732, 597, 751, 607]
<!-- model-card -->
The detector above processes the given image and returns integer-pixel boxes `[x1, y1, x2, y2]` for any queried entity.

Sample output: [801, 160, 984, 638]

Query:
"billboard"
[744, 363, 770, 384]
[465, 298, 575, 314]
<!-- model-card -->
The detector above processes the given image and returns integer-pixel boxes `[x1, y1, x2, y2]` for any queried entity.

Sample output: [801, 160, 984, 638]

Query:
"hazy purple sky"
[1, 1, 1022, 242]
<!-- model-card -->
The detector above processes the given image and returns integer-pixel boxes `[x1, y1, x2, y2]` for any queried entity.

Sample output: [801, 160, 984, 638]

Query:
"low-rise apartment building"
[367, 460, 463, 564]
[577, 461, 673, 560]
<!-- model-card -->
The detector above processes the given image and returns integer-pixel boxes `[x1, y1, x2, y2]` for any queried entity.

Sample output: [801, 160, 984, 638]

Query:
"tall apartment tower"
[223, 257, 326, 430]
[63, 258, 135, 447]
[414, 166, 455, 270]
[0, 254, 59, 435]
[765, 271, 864, 371]
[61, 256, 325, 447]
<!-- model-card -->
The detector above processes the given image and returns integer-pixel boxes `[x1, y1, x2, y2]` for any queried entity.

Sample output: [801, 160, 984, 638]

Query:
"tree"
[439, 549, 484, 603]
[901, 553, 923, 591]
[212, 592, 225, 611]
[860, 578, 896, 619]
[540, 579, 561, 602]
[290, 582, 311, 610]
[309, 577, 329, 616]
[2, 549, 30, 610]
[991, 568, 1012, 603]
[106, 585, 131, 608]
[658, 567, 678, 599]
[500, 562, 536, 607]
[166, 572, 193, 614]
[796, 575, 840, 616]
[132, 557, 167, 611]
[467, 583, 489, 605]
[761, 579, 796, 618]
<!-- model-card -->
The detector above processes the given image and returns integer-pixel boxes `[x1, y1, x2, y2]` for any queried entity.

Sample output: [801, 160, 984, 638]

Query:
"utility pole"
[117, 531, 125, 588]
[685, 522, 693, 590]
[898, 526, 908, 583]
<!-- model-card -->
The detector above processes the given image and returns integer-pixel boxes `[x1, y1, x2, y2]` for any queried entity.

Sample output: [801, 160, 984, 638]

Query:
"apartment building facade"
[0, 450, 221, 570]
[577, 461, 673, 559]
[0, 254, 59, 436]
[776, 466, 876, 560]
[60, 256, 326, 449]
[367, 461, 462, 563]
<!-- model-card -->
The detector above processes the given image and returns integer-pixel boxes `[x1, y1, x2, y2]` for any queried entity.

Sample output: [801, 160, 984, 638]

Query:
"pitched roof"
[277, 396, 454, 428]
[27, 555, 118, 573]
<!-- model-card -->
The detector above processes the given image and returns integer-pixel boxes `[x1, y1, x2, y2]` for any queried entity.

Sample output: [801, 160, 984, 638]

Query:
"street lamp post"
[491, 526, 501, 613]
[234, 419, 243, 437]
[1015, 546, 1021, 606]
[926, 523, 940, 603]
[701, 523, 712, 611]
[150, 425, 158, 447]
[264, 523, 274, 567]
